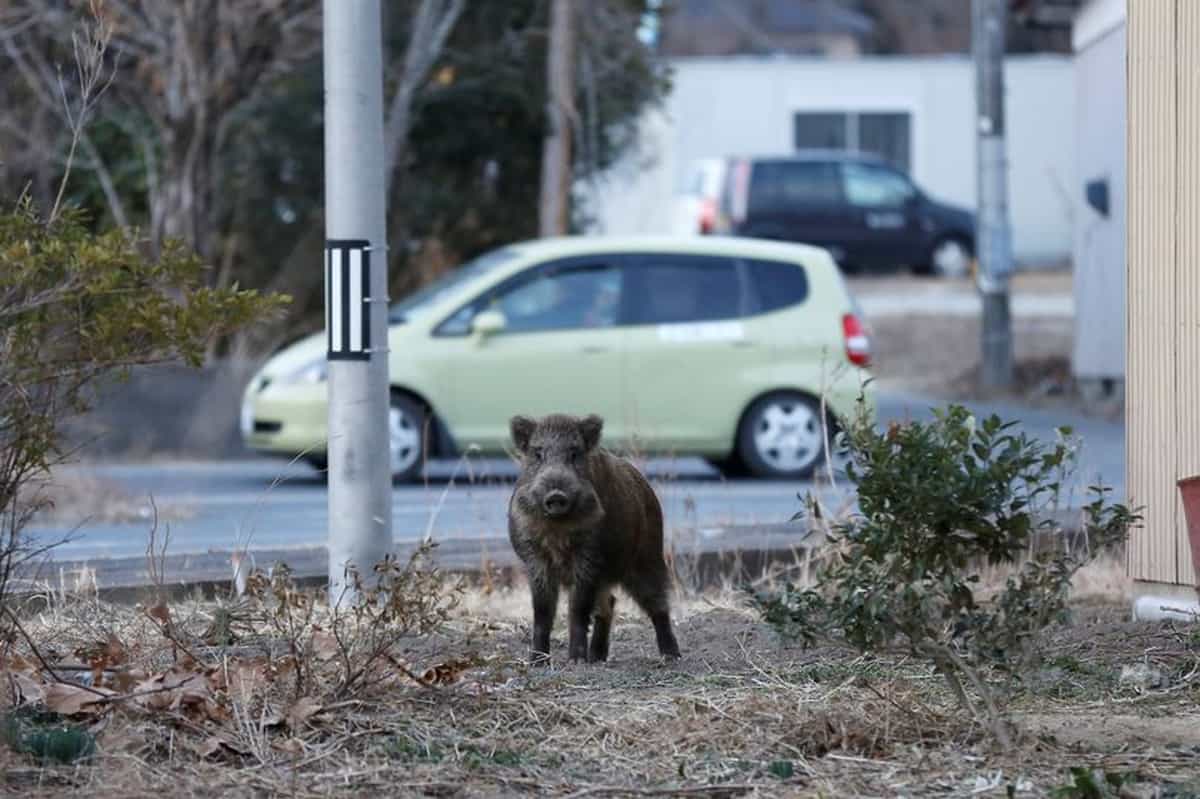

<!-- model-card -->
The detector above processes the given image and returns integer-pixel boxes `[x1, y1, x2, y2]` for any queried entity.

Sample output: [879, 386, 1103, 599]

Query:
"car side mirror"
[1085, 177, 1110, 218]
[471, 309, 506, 339]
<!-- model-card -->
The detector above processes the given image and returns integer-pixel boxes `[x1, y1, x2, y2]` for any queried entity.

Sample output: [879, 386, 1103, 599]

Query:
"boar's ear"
[510, 415, 536, 453]
[579, 414, 604, 451]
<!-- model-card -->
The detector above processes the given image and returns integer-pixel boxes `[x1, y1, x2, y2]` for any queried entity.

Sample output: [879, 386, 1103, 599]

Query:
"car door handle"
[581, 345, 608, 354]
[732, 339, 758, 348]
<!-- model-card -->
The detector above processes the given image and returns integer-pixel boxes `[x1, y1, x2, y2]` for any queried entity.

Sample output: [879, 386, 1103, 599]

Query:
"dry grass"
[3, 568, 1200, 798]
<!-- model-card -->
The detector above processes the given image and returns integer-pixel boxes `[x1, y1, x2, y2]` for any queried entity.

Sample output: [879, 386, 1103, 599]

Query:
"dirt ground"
[3, 568, 1198, 798]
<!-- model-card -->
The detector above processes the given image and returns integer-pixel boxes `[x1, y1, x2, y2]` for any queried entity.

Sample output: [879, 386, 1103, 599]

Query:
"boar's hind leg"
[626, 573, 681, 660]
[588, 586, 616, 663]
[529, 575, 559, 664]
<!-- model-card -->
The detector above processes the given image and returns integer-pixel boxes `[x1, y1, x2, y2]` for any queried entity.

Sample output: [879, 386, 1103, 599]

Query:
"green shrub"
[0, 198, 287, 604]
[756, 399, 1140, 747]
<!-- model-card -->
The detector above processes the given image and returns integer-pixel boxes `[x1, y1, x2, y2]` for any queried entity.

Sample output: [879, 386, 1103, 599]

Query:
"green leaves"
[1, 200, 287, 605]
[755, 397, 1143, 744]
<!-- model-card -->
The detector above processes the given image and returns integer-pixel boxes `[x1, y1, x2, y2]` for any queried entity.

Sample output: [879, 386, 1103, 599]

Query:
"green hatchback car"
[240, 235, 874, 480]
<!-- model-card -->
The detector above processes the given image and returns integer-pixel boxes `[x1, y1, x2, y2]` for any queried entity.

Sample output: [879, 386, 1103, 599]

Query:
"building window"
[794, 111, 912, 173]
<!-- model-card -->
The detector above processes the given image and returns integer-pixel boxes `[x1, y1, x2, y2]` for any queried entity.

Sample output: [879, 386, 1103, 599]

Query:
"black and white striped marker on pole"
[325, 240, 372, 361]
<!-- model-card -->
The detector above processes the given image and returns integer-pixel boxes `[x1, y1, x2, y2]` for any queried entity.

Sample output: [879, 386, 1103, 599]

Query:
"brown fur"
[507, 413, 681, 663]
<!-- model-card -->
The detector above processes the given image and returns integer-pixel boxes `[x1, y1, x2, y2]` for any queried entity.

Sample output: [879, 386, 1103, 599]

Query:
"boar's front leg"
[567, 581, 599, 663]
[529, 574, 559, 665]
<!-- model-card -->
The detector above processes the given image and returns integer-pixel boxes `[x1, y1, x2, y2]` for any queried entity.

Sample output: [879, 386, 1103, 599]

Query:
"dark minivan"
[713, 150, 976, 277]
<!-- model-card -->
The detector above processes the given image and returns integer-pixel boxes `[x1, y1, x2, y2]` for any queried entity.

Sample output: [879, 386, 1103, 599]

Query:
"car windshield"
[387, 246, 521, 323]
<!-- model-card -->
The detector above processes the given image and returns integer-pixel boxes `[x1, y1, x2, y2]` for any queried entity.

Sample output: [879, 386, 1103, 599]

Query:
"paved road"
[26, 390, 1124, 573]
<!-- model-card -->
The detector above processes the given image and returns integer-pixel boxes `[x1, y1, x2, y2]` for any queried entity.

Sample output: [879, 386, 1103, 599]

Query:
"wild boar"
[507, 413, 681, 664]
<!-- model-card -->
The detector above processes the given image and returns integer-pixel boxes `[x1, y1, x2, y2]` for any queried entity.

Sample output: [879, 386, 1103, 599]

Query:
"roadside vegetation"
[5, 394, 1195, 797]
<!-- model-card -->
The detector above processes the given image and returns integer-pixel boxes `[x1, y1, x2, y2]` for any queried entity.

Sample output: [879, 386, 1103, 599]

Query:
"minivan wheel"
[926, 236, 972, 279]
[705, 456, 750, 479]
[388, 393, 427, 482]
[737, 393, 826, 479]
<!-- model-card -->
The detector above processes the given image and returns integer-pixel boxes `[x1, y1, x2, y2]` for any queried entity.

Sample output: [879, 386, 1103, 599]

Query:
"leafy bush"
[756, 400, 1140, 747]
[0, 198, 287, 605]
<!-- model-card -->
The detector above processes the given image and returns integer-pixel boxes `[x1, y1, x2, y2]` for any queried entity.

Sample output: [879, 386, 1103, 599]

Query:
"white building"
[1071, 0, 1126, 392]
[585, 54, 1076, 267]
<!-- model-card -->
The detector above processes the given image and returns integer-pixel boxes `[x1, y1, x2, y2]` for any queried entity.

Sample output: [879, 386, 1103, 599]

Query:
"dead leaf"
[226, 659, 269, 698]
[274, 737, 305, 756]
[112, 668, 146, 694]
[6, 670, 45, 704]
[74, 632, 128, 685]
[199, 735, 247, 760]
[44, 682, 112, 716]
[285, 696, 323, 730]
[420, 657, 477, 686]
[133, 668, 211, 715]
[147, 603, 171, 626]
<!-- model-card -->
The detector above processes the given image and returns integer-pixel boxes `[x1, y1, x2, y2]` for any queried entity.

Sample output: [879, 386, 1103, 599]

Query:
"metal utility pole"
[972, 0, 1014, 389]
[323, 0, 393, 605]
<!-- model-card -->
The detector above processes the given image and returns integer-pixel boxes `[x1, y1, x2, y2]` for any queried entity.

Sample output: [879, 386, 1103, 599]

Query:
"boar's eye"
[529, 447, 543, 462]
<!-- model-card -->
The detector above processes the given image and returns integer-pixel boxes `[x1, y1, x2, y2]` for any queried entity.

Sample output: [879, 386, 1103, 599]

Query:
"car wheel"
[388, 393, 427, 483]
[926, 236, 973, 279]
[737, 393, 827, 480]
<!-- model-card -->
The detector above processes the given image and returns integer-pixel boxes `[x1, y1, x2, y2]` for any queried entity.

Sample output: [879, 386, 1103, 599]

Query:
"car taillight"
[842, 313, 871, 367]
[698, 197, 716, 234]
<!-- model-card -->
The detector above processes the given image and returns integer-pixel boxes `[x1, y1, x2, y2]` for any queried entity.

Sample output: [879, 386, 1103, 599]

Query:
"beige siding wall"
[1128, 1, 1200, 588]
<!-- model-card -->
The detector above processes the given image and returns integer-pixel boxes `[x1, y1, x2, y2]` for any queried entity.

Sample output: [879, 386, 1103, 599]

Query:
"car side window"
[747, 161, 842, 215]
[745, 259, 809, 313]
[438, 263, 622, 335]
[842, 162, 916, 208]
[624, 256, 742, 325]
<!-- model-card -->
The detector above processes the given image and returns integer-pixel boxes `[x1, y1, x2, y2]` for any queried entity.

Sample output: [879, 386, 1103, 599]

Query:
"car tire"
[736, 393, 828, 480]
[388, 392, 427, 483]
[305, 394, 428, 482]
[921, 235, 973, 279]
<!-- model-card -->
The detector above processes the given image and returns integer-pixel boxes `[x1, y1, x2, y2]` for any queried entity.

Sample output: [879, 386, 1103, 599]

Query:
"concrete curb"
[13, 509, 1095, 604]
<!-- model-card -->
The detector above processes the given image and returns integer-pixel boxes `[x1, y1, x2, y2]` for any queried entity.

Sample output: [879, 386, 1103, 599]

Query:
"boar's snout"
[542, 489, 572, 517]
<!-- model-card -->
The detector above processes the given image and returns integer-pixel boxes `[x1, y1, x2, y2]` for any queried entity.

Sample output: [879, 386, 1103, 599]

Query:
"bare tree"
[539, 0, 576, 237]
[2, 0, 322, 264]
[385, 0, 467, 185]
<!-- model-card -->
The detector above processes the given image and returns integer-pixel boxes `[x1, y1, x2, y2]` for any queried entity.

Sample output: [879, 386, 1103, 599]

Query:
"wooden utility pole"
[539, 0, 576, 237]
[972, 0, 1014, 389]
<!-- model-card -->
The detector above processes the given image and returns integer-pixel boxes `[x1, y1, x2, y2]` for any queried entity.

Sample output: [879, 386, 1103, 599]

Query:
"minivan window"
[842, 162, 916, 208]
[438, 262, 621, 335]
[625, 256, 741, 325]
[746, 259, 809, 313]
[388, 246, 520, 323]
[747, 161, 841, 215]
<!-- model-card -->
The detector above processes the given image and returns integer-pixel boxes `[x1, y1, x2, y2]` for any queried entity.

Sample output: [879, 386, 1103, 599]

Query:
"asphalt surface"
[24, 389, 1124, 585]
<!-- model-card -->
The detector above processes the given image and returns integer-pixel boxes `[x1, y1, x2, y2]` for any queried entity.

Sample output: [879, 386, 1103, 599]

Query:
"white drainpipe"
[1132, 595, 1200, 622]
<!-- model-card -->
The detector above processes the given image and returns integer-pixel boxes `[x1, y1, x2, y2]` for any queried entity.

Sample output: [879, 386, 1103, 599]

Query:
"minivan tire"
[919, 235, 973, 279]
[305, 393, 428, 482]
[737, 392, 827, 480]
